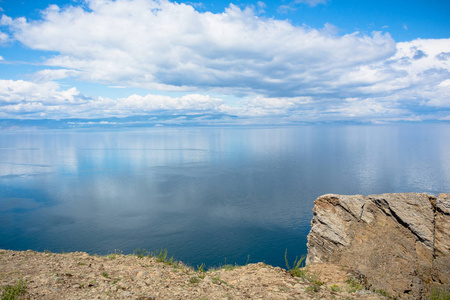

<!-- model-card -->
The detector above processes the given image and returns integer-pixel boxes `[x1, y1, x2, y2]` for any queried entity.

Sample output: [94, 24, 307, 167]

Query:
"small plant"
[308, 272, 324, 286]
[112, 278, 120, 284]
[197, 263, 206, 273]
[135, 248, 149, 259]
[102, 272, 109, 278]
[155, 248, 167, 262]
[429, 287, 450, 300]
[154, 248, 174, 265]
[375, 289, 392, 298]
[346, 276, 364, 293]
[331, 284, 341, 292]
[107, 254, 117, 260]
[222, 264, 239, 271]
[284, 249, 307, 278]
[77, 262, 86, 266]
[1, 279, 27, 300]
[284, 250, 324, 286]
[189, 276, 200, 284]
[306, 284, 320, 293]
[211, 276, 230, 286]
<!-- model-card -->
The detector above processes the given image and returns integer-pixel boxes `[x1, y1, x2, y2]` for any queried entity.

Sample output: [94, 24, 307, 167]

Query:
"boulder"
[306, 193, 450, 299]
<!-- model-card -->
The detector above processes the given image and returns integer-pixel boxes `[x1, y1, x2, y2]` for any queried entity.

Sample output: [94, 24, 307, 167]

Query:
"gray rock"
[372, 193, 434, 248]
[307, 193, 450, 299]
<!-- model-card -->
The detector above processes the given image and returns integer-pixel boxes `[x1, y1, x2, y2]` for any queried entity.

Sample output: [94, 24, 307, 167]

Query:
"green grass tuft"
[306, 284, 320, 293]
[1, 279, 27, 300]
[135, 248, 150, 259]
[222, 264, 239, 271]
[375, 289, 392, 299]
[284, 249, 322, 285]
[153, 248, 175, 265]
[197, 263, 206, 273]
[346, 276, 364, 293]
[107, 254, 117, 260]
[430, 287, 450, 300]
[284, 249, 307, 277]
[189, 276, 200, 284]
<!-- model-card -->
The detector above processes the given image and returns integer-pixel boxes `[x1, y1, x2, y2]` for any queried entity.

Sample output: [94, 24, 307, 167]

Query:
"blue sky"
[0, 0, 449, 126]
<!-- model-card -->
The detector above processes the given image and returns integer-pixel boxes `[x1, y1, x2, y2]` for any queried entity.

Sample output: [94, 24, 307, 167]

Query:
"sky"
[0, 0, 449, 126]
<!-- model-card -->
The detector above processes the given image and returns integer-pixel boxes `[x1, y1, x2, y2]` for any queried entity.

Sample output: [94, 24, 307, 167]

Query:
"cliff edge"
[306, 193, 450, 299]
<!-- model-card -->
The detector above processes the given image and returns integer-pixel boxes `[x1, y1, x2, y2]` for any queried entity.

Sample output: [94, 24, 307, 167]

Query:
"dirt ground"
[0, 249, 386, 299]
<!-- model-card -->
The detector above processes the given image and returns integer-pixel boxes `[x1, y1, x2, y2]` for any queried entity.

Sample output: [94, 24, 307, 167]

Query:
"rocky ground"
[0, 249, 386, 299]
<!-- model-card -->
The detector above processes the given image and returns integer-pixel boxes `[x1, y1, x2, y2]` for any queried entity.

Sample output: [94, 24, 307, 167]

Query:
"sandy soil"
[0, 249, 386, 299]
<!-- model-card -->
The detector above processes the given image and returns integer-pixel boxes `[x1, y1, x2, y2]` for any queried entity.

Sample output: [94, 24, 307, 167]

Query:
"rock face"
[306, 193, 450, 299]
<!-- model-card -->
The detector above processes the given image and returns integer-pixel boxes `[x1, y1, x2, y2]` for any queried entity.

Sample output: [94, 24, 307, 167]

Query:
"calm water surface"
[1, 125, 449, 268]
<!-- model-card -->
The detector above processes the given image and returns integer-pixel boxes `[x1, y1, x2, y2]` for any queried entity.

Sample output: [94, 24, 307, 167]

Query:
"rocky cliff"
[306, 193, 450, 299]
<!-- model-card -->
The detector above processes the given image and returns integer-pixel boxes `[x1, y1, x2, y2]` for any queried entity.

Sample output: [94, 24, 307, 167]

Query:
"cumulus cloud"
[3, 0, 396, 98]
[0, 30, 9, 44]
[0, 0, 449, 123]
[1, 75, 448, 123]
[0, 80, 81, 105]
[0, 79, 229, 119]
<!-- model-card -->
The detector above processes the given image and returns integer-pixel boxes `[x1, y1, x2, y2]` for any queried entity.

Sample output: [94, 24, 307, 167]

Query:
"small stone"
[122, 291, 132, 297]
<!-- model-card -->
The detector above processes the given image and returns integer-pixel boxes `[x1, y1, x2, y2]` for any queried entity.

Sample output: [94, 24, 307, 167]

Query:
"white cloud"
[32, 69, 81, 82]
[0, 30, 9, 44]
[0, 0, 449, 123]
[0, 79, 229, 119]
[4, 0, 396, 98]
[0, 76, 448, 123]
[0, 80, 82, 105]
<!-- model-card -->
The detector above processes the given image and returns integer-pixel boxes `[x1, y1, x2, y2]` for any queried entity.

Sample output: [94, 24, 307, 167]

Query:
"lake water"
[1, 124, 449, 268]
